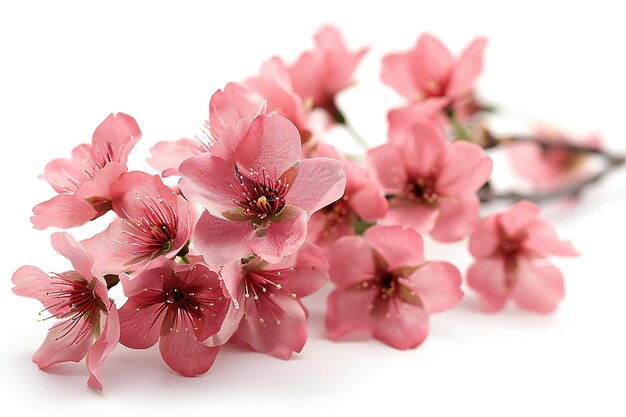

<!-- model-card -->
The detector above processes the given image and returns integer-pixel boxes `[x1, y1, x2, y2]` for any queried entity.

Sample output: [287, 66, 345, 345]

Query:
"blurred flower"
[307, 144, 388, 246]
[32, 113, 141, 229]
[12, 232, 119, 391]
[82, 171, 192, 276]
[117, 258, 229, 376]
[219, 242, 328, 359]
[179, 114, 346, 265]
[367, 122, 492, 241]
[468, 200, 578, 312]
[325, 225, 463, 349]
[508, 128, 603, 190]
[288, 25, 368, 117]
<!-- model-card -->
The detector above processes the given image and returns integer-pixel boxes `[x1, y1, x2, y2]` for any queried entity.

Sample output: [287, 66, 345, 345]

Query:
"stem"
[344, 122, 370, 150]
[178, 256, 190, 265]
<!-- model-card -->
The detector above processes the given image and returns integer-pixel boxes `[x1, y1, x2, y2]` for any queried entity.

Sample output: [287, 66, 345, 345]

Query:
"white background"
[1, 1, 625, 416]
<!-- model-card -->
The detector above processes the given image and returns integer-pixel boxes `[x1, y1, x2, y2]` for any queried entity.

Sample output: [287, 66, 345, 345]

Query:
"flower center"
[408, 177, 439, 205]
[121, 196, 178, 258]
[235, 168, 289, 219]
[242, 265, 296, 326]
[500, 240, 520, 256]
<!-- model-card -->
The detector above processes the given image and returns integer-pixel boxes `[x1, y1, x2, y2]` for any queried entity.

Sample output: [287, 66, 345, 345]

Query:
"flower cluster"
[14, 26, 598, 392]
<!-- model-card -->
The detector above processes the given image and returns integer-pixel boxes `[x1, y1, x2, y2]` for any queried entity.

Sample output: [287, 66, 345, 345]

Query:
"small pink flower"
[219, 242, 329, 359]
[467, 200, 578, 313]
[307, 144, 388, 246]
[117, 258, 229, 376]
[179, 113, 346, 265]
[508, 128, 603, 190]
[32, 113, 141, 229]
[325, 225, 463, 349]
[288, 25, 368, 115]
[82, 171, 192, 276]
[246, 58, 315, 144]
[381, 34, 487, 106]
[12, 232, 119, 391]
[147, 83, 266, 176]
[367, 123, 492, 241]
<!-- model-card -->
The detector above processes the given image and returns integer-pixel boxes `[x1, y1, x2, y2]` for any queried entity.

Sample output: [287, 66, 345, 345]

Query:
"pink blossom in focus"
[219, 242, 329, 359]
[32, 113, 141, 229]
[147, 83, 266, 176]
[82, 171, 192, 276]
[508, 128, 603, 190]
[325, 225, 463, 349]
[179, 113, 346, 266]
[381, 34, 487, 107]
[117, 258, 229, 376]
[307, 144, 388, 246]
[288, 25, 368, 115]
[12, 232, 119, 391]
[467, 200, 578, 313]
[367, 123, 492, 241]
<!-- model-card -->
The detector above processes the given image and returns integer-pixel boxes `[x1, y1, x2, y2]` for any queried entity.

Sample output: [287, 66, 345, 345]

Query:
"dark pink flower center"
[120, 196, 178, 260]
[242, 266, 296, 326]
[235, 168, 289, 219]
[408, 177, 439, 205]
[40, 272, 101, 345]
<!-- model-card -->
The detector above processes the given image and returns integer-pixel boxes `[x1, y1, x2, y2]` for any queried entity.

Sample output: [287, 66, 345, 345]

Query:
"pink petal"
[247, 207, 308, 264]
[31, 195, 98, 230]
[325, 288, 375, 339]
[91, 113, 142, 166]
[407, 262, 463, 313]
[266, 242, 329, 297]
[179, 153, 241, 216]
[193, 211, 253, 266]
[236, 291, 308, 360]
[326, 235, 376, 288]
[407, 34, 454, 97]
[499, 200, 541, 238]
[118, 299, 163, 349]
[511, 258, 565, 313]
[364, 225, 425, 270]
[75, 162, 127, 200]
[401, 122, 448, 178]
[371, 299, 430, 349]
[366, 144, 408, 194]
[32, 318, 93, 369]
[436, 141, 492, 196]
[235, 114, 301, 180]
[467, 258, 509, 312]
[447, 37, 488, 99]
[381, 52, 419, 99]
[203, 297, 245, 348]
[86, 303, 120, 391]
[12, 266, 71, 317]
[159, 314, 220, 377]
[430, 195, 480, 242]
[285, 157, 346, 215]
[147, 139, 206, 177]
[50, 232, 95, 282]
[349, 180, 389, 222]
[469, 216, 500, 258]
[522, 221, 579, 258]
[40, 149, 92, 194]
[381, 198, 439, 234]
[387, 99, 449, 146]
[81, 220, 135, 277]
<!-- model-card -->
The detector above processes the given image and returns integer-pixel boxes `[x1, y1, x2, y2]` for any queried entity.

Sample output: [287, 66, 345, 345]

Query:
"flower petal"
[430, 195, 480, 242]
[349, 180, 389, 222]
[436, 141, 492, 196]
[193, 211, 254, 266]
[407, 34, 454, 97]
[366, 144, 408, 194]
[247, 206, 308, 263]
[31, 195, 97, 230]
[91, 113, 142, 166]
[381, 197, 439, 234]
[371, 299, 430, 349]
[326, 235, 376, 288]
[86, 303, 120, 391]
[499, 200, 541, 238]
[325, 288, 375, 339]
[118, 298, 163, 349]
[447, 37, 488, 99]
[75, 162, 127, 200]
[147, 139, 206, 177]
[381, 52, 419, 98]
[467, 258, 509, 312]
[285, 157, 346, 215]
[364, 225, 425, 270]
[511, 258, 565, 313]
[468, 215, 500, 258]
[32, 319, 93, 369]
[407, 262, 463, 313]
[51, 232, 95, 282]
[264, 242, 329, 297]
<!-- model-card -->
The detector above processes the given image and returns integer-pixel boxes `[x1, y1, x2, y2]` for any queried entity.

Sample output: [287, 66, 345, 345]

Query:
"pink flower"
[117, 258, 229, 376]
[12, 232, 119, 391]
[508, 128, 603, 190]
[246, 58, 315, 144]
[325, 225, 463, 349]
[467, 200, 578, 313]
[387, 98, 449, 146]
[307, 144, 388, 246]
[32, 113, 141, 229]
[179, 113, 346, 265]
[288, 25, 368, 115]
[367, 123, 492, 241]
[219, 242, 328, 359]
[381, 34, 487, 107]
[147, 83, 266, 176]
[82, 171, 192, 276]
